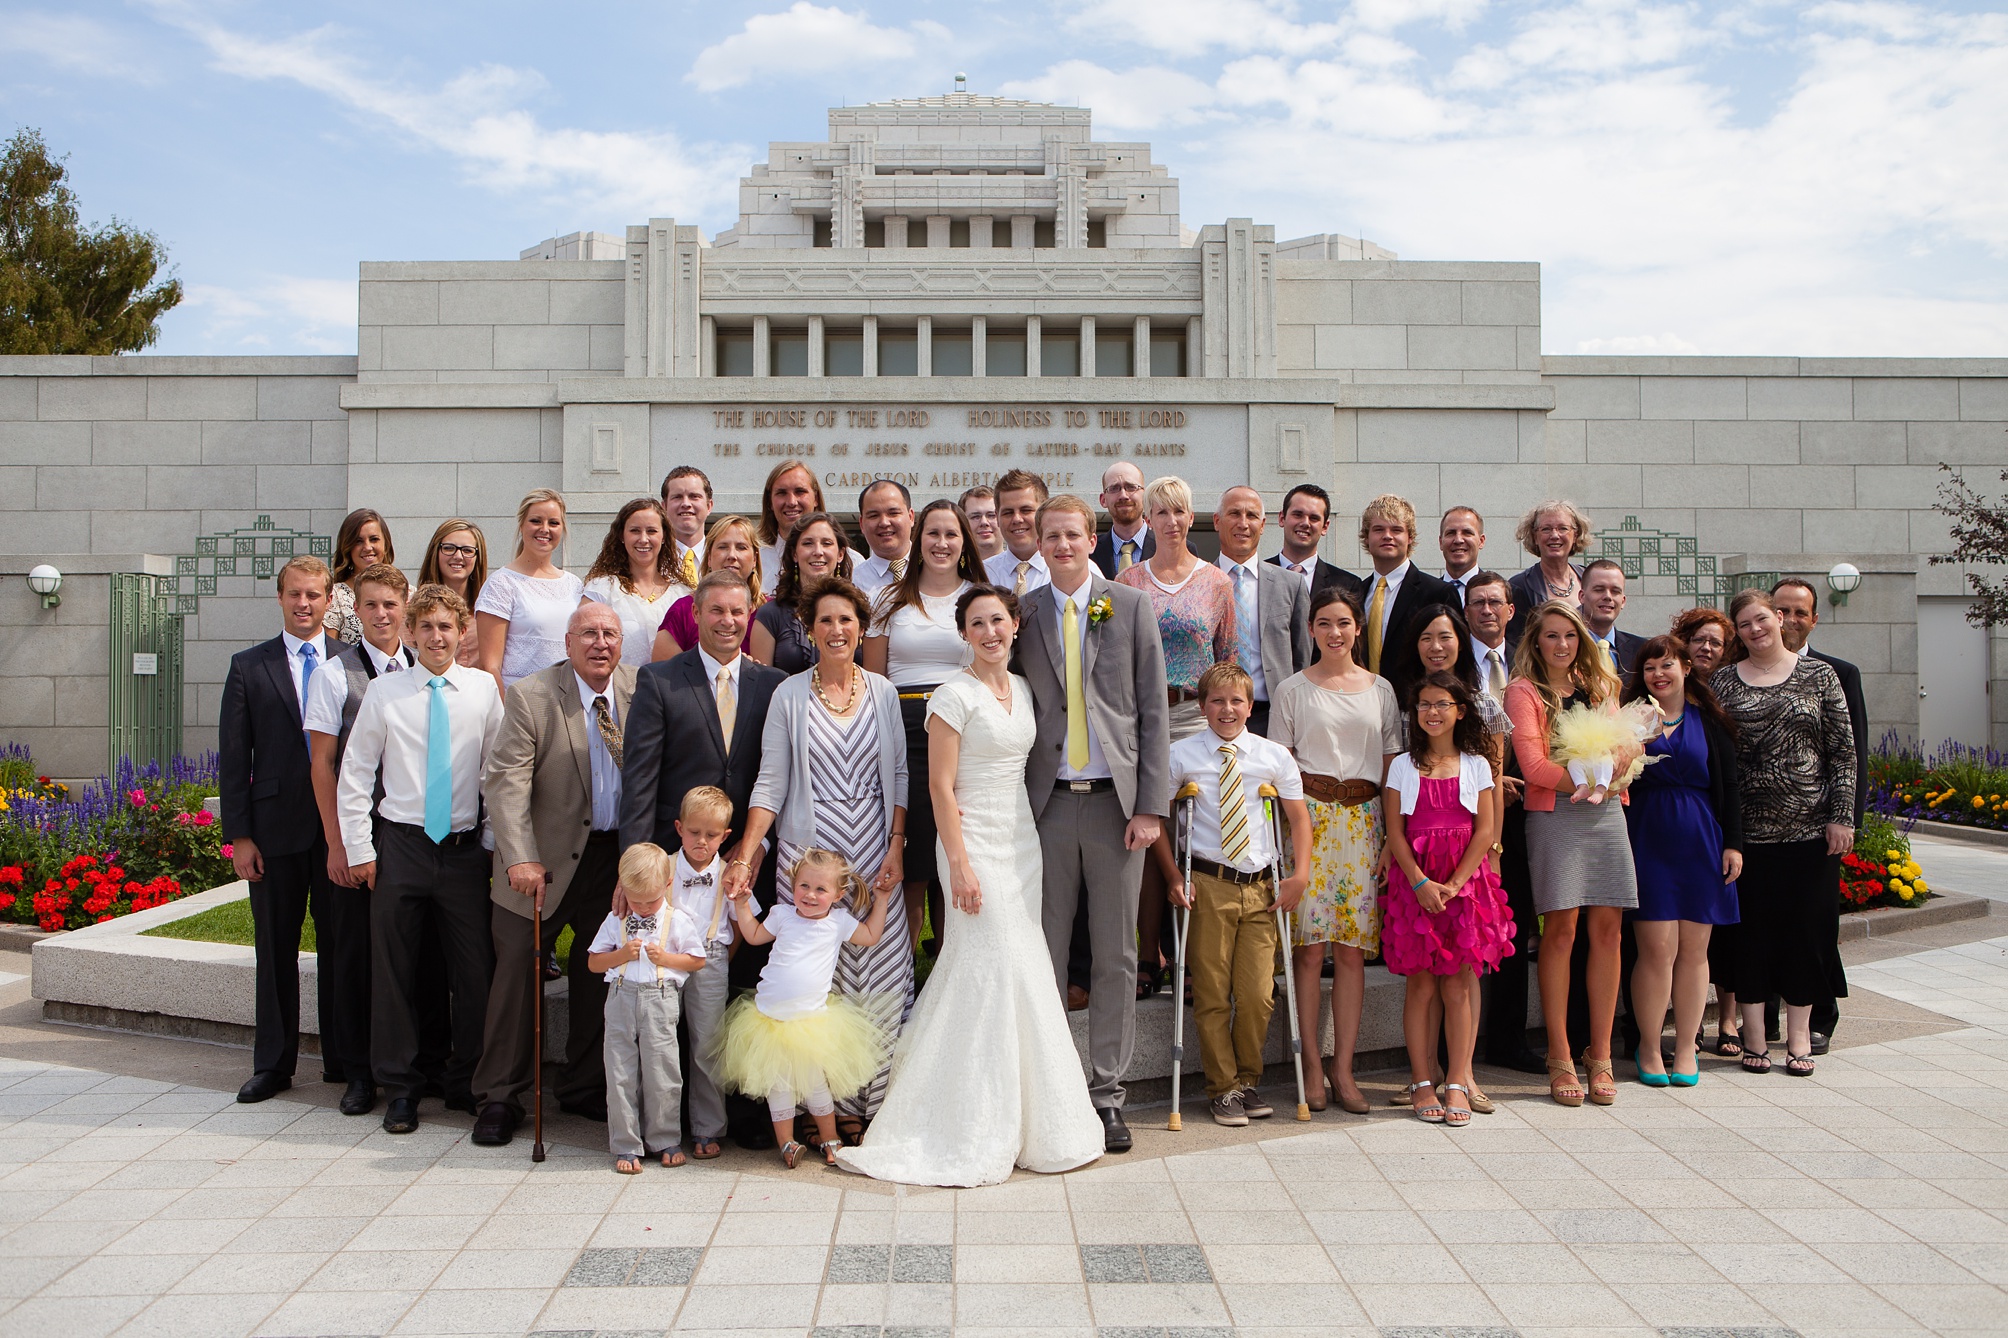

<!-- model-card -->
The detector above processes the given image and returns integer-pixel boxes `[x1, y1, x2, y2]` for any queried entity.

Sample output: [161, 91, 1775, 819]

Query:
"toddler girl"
[1383, 672, 1516, 1127]
[712, 848, 892, 1168]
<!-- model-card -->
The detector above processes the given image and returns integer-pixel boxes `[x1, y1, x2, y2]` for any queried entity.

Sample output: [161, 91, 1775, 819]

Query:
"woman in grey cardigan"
[735, 575, 910, 1139]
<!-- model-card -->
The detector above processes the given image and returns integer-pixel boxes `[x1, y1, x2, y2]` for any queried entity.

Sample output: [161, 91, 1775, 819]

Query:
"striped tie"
[891, 556, 907, 581]
[1217, 743, 1251, 865]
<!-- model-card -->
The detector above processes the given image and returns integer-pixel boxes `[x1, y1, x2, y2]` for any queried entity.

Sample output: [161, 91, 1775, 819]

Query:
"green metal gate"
[109, 572, 184, 771]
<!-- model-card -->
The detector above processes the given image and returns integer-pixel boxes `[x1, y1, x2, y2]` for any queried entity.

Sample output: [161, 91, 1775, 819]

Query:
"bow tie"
[683, 873, 714, 888]
[624, 913, 658, 938]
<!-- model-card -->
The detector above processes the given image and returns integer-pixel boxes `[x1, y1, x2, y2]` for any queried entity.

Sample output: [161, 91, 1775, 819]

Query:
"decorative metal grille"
[1590, 515, 1776, 609]
[163, 515, 334, 615]
[108, 573, 184, 771]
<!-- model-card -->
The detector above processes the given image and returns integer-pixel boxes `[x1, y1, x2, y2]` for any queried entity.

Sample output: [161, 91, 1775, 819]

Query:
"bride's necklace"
[812, 661, 862, 715]
[967, 666, 1012, 706]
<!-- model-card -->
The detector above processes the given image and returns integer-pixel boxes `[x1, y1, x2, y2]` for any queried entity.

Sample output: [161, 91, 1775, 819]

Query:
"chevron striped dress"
[775, 685, 913, 1119]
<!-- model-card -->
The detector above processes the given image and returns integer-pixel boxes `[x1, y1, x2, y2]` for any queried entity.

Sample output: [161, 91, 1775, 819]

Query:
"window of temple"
[1096, 329, 1133, 377]
[1041, 332, 1079, 377]
[770, 329, 810, 377]
[864, 219, 885, 248]
[826, 330, 864, 376]
[1086, 219, 1107, 249]
[988, 329, 1028, 377]
[879, 329, 919, 376]
[933, 329, 973, 376]
[813, 216, 833, 248]
[1149, 332, 1185, 377]
[717, 331, 755, 378]
[1035, 219, 1056, 248]
[949, 219, 970, 248]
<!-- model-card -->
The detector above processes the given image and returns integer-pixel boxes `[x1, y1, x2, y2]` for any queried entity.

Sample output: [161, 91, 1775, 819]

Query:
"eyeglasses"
[437, 543, 478, 557]
[1415, 701, 1460, 716]
[1102, 482, 1143, 494]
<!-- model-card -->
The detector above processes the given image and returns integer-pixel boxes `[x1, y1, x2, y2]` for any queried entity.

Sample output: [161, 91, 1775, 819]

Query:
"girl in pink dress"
[1383, 671, 1515, 1127]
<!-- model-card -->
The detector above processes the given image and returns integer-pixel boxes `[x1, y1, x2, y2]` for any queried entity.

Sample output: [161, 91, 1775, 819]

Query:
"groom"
[1014, 494, 1170, 1152]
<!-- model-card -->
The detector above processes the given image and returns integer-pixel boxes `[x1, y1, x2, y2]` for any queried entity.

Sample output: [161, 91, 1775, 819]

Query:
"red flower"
[0, 866, 22, 886]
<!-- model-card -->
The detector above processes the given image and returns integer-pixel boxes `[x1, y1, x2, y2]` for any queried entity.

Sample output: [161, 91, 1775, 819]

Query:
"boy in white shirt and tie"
[1157, 664, 1311, 1128]
[337, 584, 505, 1135]
[666, 786, 736, 1161]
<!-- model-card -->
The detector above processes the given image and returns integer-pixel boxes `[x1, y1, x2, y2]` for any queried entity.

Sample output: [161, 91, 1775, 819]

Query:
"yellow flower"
[1915, 879, 1930, 893]
[1976, 796, 1988, 810]
[1888, 879, 1903, 893]
[1886, 849, 1902, 860]
[1899, 887, 1915, 900]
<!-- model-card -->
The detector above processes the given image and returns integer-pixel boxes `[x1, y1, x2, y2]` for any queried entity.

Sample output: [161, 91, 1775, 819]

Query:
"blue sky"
[6, 1, 2006, 358]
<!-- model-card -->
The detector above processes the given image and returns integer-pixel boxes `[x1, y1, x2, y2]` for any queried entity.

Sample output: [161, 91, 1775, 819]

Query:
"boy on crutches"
[1154, 664, 1311, 1128]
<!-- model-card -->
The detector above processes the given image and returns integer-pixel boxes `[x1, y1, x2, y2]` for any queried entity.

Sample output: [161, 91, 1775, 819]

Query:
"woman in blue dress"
[1620, 634, 1743, 1087]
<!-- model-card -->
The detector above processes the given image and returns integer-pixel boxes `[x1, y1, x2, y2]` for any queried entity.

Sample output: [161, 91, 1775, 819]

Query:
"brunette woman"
[418, 519, 489, 668]
[1505, 599, 1640, 1106]
[1268, 586, 1400, 1113]
[583, 498, 676, 665]
[1672, 606, 1735, 682]
[328, 508, 395, 645]
[1711, 590, 1854, 1078]
[654, 515, 762, 661]
[751, 513, 854, 673]
[1620, 635, 1742, 1086]
[474, 488, 583, 693]
[863, 500, 981, 951]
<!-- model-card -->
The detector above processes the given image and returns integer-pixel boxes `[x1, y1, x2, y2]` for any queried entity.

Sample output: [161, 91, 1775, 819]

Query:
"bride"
[836, 586, 1104, 1186]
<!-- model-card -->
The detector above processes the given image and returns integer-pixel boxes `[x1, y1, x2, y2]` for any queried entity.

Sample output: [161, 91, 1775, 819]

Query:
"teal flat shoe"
[1668, 1067, 1699, 1088]
[1634, 1047, 1671, 1088]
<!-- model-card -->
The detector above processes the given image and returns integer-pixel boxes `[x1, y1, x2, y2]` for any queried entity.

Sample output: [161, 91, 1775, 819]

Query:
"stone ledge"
[1909, 820, 2008, 852]
[1838, 888, 1990, 941]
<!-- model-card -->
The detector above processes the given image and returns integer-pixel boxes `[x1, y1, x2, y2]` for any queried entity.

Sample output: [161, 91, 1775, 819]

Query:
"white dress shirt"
[676, 850, 734, 946]
[1049, 571, 1111, 781]
[1216, 554, 1266, 701]
[1277, 554, 1318, 591]
[587, 903, 705, 986]
[281, 630, 331, 719]
[1444, 569, 1474, 605]
[985, 548, 1049, 595]
[336, 660, 505, 863]
[852, 552, 905, 598]
[1367, 559, 1412, 646]
[1166, 726, 1304, 874]
[698, 646, 741, 707]
[303, 638, 411, 737]
[575, 673, 623, 832]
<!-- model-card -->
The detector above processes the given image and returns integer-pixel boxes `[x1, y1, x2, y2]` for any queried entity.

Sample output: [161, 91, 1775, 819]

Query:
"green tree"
[1932, 453, 2008, 625]
[0, 128, 182, 354]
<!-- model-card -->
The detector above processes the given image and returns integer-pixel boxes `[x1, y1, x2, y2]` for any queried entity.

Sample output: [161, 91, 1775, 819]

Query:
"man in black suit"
[620, 569, 785, 991]
[1437, 506, 1488, 607]
[1357, 493, 1455, 685]
[1265, 483, 1364, 602]
[1089, 460, 1155, 577]
[1580, 559, 1646, 681]
[219, 556, 366, 1105]
[1774, 576, 1867, 1055]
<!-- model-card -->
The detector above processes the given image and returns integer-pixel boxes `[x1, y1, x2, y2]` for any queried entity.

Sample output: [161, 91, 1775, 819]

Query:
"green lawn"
[141, 900, 578, 970]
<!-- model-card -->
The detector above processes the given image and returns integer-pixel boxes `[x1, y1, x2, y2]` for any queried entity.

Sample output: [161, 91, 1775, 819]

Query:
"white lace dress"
[836, 673, 1104, 1186]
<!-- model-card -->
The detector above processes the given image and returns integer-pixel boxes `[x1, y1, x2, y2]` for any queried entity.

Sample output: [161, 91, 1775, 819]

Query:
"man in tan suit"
[471, 602, 636, 1145]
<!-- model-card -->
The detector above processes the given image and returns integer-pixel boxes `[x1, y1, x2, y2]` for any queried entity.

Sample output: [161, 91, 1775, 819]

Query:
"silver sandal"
[1407, 1079, 1445, 1123]
[1440, 1083, 1473, 1128]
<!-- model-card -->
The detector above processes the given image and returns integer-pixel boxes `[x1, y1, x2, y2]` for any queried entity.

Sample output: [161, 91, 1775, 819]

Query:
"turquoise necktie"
[298, 642, 318, 746]
[424, 676, 453, 842]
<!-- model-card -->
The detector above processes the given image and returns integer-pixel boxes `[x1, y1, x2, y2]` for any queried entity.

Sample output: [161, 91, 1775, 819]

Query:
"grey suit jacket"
[482, 660, 638, 920]
[1254, 561, 1310, 701]
[1014, 574, 1171, 822]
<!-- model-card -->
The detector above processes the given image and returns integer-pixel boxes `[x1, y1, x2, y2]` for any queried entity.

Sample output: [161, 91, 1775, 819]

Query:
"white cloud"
[998, 61, 1218, 130]
[181, 277, 357, 354]
[158, 13, 744, 219]
[0, 12, 159, 81]
[1064, 0, 1343, 57]
[686, 4, 950, 93]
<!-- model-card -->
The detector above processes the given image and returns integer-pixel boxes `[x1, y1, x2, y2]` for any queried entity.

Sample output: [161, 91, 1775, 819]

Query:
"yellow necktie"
[891, 556, 907, 581]
[715, 667, 736, 755]
[1015, 561, 1031, 597]
[1115, 538, 1134, 573]
[1599, 640, 1616, 674]
[1366, 577, 1387, 673]
[1064, 597, 1089, 770]
[1218, 744, 1250, 865]
[678, 547, 699, 588]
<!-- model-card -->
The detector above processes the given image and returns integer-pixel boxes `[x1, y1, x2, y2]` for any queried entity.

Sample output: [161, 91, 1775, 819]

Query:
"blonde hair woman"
[654, 515, 763, 661]
[1504, 599, 1639, 1107]
[474, 488, 584, 692]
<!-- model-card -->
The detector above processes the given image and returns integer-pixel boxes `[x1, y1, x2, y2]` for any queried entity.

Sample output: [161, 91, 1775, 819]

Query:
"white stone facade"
[2, 93, 2006, 774]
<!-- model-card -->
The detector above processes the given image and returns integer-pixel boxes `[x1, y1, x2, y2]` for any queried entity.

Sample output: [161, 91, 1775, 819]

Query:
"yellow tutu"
[1552, 698, 1663, 789]
[708, 993, 883, 1104]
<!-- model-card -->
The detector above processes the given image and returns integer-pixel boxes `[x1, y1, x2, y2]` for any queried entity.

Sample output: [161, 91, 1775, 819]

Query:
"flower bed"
[1841, 807, 1927, 911]
[0, 747, 230, 932]
[1868, 733, 2008, 833]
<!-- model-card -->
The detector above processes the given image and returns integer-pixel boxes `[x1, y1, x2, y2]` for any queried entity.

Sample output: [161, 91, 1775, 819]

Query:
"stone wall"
[1274, 261, 1544, 386]
[357, 262, 625, 385]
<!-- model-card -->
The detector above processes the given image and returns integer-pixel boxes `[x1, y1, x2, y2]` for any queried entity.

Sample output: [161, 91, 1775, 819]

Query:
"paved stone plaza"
[1, 834, 2004, 1338]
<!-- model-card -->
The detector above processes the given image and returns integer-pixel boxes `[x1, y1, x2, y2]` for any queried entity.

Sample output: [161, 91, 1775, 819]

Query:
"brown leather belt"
[1167, 686, 1201, 706]
[1190, 856, 1270, 886]
[1302, 773, 1379, 806]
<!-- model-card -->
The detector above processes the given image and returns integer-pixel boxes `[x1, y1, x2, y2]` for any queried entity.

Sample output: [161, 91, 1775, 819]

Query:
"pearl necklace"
[812, 661, 862, 715]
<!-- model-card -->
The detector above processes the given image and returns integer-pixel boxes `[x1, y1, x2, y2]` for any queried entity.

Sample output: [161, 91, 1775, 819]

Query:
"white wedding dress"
[836, 673, 1105, 1186]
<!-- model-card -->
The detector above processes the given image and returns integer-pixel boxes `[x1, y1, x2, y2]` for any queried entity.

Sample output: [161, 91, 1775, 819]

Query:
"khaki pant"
[605, 978, 684, 1158]
[1187, 869, 1278, 1099]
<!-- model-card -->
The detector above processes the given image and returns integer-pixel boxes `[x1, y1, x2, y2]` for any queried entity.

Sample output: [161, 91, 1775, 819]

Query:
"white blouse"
[879, 585, 972, 687]
[474, 566, 585, 689]
[1385, 751, 1495, 817]
[583, 574, 677, 666]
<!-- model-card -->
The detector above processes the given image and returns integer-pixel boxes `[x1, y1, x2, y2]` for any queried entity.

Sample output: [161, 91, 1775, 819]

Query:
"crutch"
[1260, 783, 1312, 1122]
[532, 871, 551, 1163]
[1167, 781, 1200, 1132]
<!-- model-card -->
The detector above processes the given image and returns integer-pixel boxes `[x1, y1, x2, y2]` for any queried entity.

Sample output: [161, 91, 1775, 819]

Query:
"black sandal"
[1135, 972, 1160, 1001]
[1712, 1032, 1743, 1058]
[1785, 1052, 1815, 1077]
[836, 1116, 867, 1146]
[1740, 1049, 1772, 1075]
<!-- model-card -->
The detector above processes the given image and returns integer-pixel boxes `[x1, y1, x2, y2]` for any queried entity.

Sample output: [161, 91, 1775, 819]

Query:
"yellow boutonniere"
[1087, 595, 1113, 626]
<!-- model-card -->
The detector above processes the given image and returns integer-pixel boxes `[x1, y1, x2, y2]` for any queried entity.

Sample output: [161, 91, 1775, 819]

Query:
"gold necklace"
[812, 661, 862, 715]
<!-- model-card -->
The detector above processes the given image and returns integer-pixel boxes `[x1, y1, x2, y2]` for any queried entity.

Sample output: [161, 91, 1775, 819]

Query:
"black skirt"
[1722, 839, 1848, 1007]
[898, 686, 943, 886]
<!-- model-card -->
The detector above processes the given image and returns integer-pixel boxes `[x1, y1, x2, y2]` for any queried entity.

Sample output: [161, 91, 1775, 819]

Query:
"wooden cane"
[532, 871, 551, 1163]
[1167, 780, 1200, 1132]
[1259, 783, 1312, 1122]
